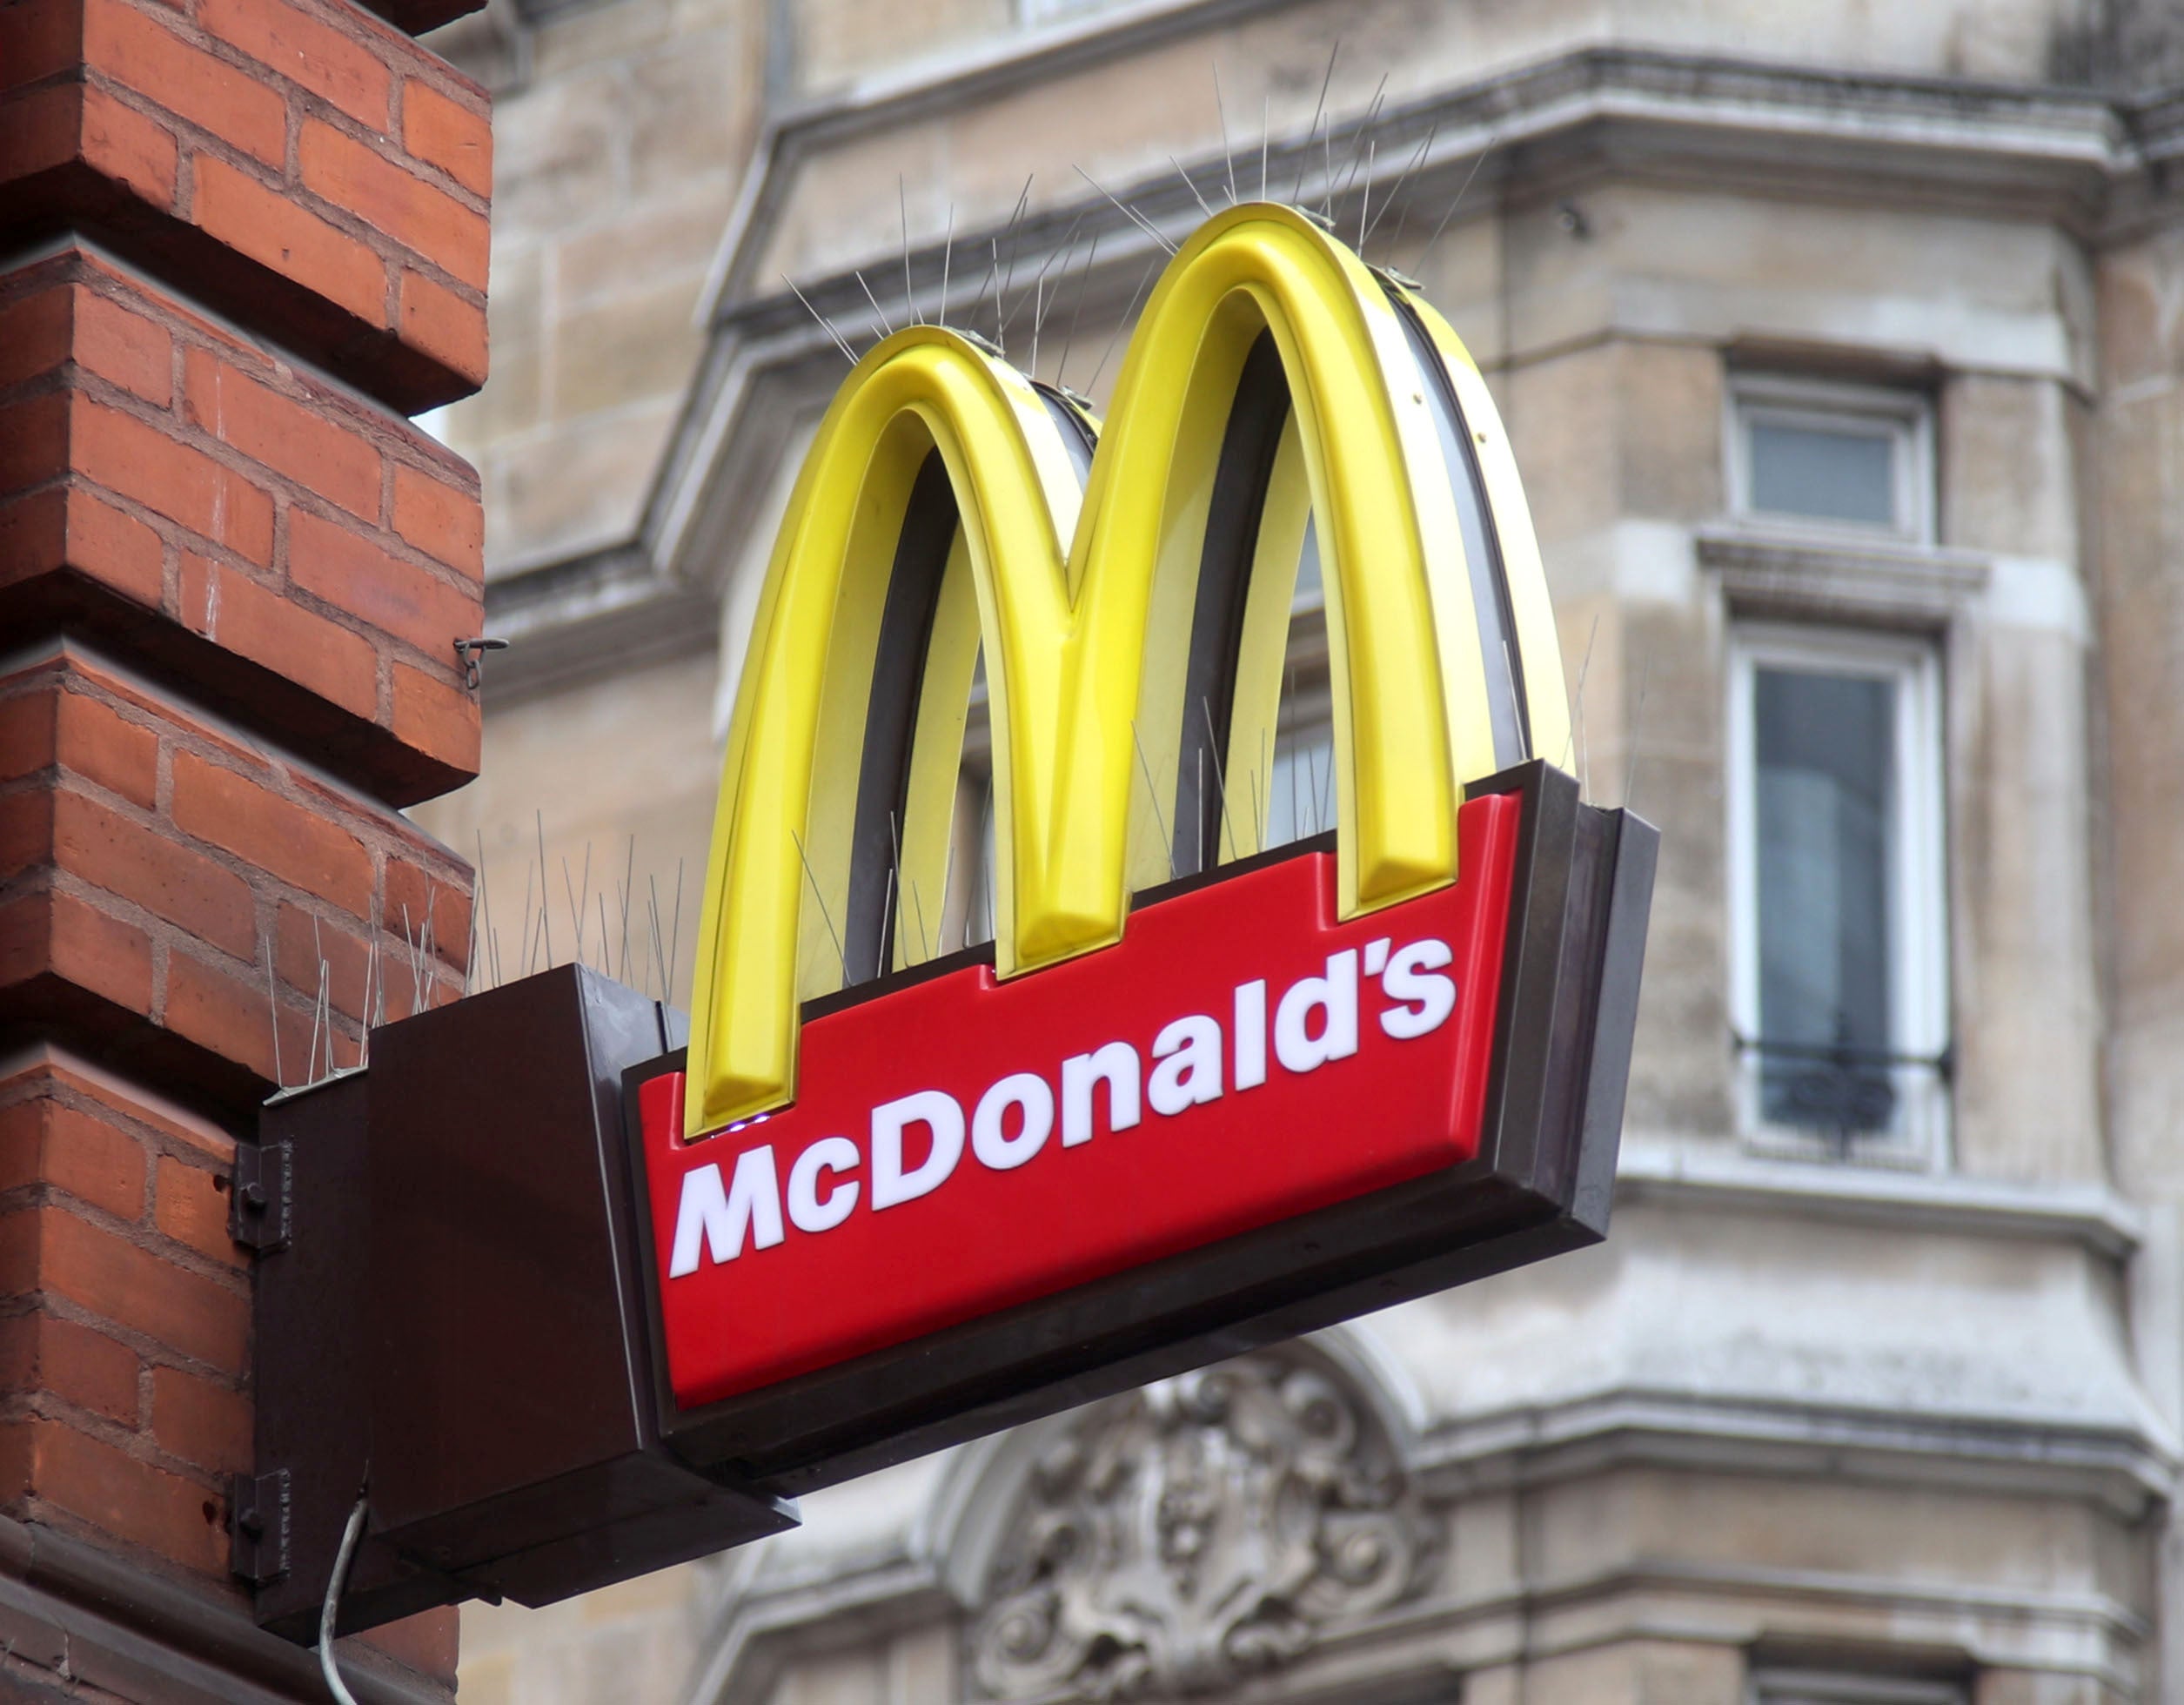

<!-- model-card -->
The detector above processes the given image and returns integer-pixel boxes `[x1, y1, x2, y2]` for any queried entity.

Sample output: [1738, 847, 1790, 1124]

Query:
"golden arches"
[684, 202, 1567, 1136]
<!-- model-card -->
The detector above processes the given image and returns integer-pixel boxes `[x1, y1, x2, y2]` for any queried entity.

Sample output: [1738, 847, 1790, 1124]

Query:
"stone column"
[0, 0, 491, 1688]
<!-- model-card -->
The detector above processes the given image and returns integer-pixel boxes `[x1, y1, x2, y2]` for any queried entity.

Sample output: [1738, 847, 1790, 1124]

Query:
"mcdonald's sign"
[621, 203, 1657, 1488]
[242, 205, 1654, 1636]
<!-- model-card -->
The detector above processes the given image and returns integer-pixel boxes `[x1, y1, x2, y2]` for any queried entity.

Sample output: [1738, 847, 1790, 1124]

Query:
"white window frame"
[1728, 374, 1934, 545]
[1725, 621, 1950, 1168]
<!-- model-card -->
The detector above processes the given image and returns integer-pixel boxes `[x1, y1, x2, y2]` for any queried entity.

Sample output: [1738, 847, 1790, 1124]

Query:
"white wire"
[319, 1494, 368, 1705]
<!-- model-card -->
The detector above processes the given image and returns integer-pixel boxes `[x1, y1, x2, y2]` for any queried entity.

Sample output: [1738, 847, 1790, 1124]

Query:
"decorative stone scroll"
[969, 1351, 1432, 1700]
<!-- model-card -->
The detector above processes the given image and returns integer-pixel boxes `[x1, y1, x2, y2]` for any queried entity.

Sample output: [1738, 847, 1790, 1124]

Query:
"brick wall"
[0, 0, 489, 409]
[0, 0, 489, 1686]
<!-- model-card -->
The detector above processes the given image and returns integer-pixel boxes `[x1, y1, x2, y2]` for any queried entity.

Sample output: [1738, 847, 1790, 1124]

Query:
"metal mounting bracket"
[230, 1139, 293, 1253]
[231, 1469, 292, 1584]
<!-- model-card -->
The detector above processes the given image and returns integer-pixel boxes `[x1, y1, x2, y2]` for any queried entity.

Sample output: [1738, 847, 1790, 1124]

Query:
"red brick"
[0, 1314, 141, 1425]
[168, 945, 334, 1082]
[0, 790, 52, 883]
[24, 1055, 232, 1165]
[0, 489, 68, 593]
[0, 1103, 40, 1193]
[64, 482, 170, 596]
[0, 393, 70, 492]
[0, 287, 70, 391]
[80, 83, 179, 207]
[27, 1101, 150, 1221]
[150, 1364, 247, 1473]
[26, 1207, 248, 1373]
[0, 0, 84, 95]
[74, 284, 174, 406]
[0, 83, 178, 208]
[401, 79, 489, 199]
[2, 1417, 228, 1573]
[177, 554, 379, 721]
[0, 83, 82, 183]
[170, 750, 372, 915]
[395, 267, 485, 390]
[383, 855, 469, 973]
[52, 789, 257, 958]
[290, 507, 474, 661]
[153, 1154, 237, 1267]
[54, 689, 157, 809]
[197, 0, 391, 131]
[391, 661, 478, 777]
[71, 396, 273, 561]
[0, 1211, 37, 1294]
[273, 901, 370, 1018]
[390, 459, 480, 575]
[299, 119, 487, 289]
[191, 155, 385, 327]
[83, 0, 286, 167]
[182, 350, 381, 521]
[0, 690, 58, 787]
[0, 889, 155, 1016]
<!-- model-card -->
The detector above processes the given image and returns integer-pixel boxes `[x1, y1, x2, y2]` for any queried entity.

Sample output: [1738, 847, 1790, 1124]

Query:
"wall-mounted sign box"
[239, 977, 794, 1642]
[241, 762, 1649, 1636]
[631, 762, 1650, 1494]
[236, 201, 1658, 1637]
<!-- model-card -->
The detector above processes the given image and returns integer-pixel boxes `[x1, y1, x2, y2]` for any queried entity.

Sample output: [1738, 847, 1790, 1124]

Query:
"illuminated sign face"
[640, 798, 1517, 1406]
[622, 203, 1653, 1484]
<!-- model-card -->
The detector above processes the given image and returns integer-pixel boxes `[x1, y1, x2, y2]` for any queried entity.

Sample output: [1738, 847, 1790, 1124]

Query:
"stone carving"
[969, 1352, 1432, 1701]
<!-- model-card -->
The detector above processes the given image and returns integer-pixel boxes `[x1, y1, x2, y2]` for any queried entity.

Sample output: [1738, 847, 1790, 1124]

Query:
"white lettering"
[1149, 1014, 1223, 1114]
[1062, 1043, 1141, 1146]
[787, 1135, 861, 1232]
[1379, 937, 1457, 1039]
[1234, 980, 1267, 1090]
[871, 1091, 964, 1209]
[974, 1071, 1055, 1171]
[668, 1147, 784, 1277]
[1275, 949, 1359, 1073]
[1363, 936, 1390, 976]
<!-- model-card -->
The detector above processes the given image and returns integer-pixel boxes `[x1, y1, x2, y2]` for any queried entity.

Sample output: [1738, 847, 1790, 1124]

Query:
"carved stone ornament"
[969, 1352, 1433, 1701]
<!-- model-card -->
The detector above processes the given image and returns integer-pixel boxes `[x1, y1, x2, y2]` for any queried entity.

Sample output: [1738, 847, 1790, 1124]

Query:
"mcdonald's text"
[636, 790, 1521, 1408]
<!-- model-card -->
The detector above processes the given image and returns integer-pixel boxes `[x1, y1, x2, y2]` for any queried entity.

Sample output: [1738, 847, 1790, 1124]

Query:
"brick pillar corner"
[0, 0, 492, 1686]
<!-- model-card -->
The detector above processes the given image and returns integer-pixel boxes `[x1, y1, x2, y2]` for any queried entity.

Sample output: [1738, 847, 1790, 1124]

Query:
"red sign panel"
[637, 789, 1522, 1411]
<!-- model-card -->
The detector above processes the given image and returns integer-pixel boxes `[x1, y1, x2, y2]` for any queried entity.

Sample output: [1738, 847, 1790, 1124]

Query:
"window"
[1726, 624, 1948, 1165]
[1730, 376, 1932, 541]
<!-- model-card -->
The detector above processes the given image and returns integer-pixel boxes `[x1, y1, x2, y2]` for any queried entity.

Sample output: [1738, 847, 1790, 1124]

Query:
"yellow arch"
[685, 202, 1564, 1136]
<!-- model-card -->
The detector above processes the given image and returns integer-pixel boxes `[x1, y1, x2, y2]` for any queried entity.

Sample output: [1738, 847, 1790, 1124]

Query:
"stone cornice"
[700, 43, 2148, 319]
[491, 41, 2184, 700]
[674, 1382, 2174, 1704]
[1618, 1138, 2144, 1261]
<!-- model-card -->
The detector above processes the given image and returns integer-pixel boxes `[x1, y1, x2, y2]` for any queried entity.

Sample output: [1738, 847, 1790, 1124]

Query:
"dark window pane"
[1748, 420, 1898, 527]
[1753, 666, 1896, 1132]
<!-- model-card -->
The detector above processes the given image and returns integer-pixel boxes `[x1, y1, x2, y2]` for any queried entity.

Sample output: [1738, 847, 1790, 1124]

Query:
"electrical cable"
[319, 1494, 368, 1705]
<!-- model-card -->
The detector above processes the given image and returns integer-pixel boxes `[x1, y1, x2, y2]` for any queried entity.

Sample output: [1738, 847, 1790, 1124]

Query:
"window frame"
[1727, 373, 1935, 545]
[1725, 620, 1951, 1168]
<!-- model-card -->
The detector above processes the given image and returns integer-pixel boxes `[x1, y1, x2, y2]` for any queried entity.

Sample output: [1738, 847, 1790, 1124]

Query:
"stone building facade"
[420, 0, 2184, 1700]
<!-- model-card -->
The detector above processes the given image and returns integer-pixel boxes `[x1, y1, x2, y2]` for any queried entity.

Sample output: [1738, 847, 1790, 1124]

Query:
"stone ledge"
[1616, 1136, 2142, 1261]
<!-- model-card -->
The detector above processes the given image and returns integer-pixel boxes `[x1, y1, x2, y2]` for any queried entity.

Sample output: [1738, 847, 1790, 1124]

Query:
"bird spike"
[1292, 38, 1341, 205]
